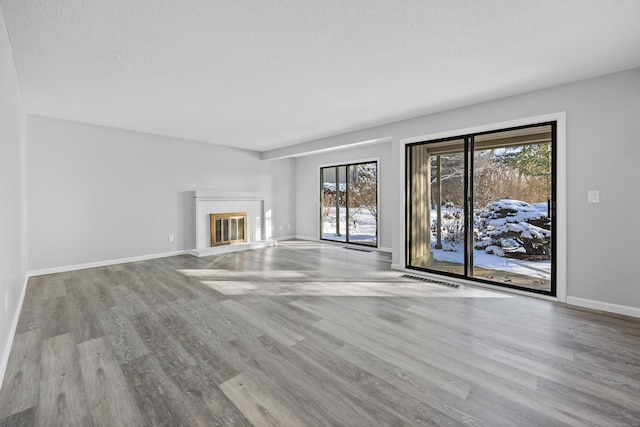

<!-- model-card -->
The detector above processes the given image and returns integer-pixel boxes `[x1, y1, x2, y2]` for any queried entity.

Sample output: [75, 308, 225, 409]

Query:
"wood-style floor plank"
[0, 330, 41, 419]
[120, 355, 202, 427]
[77, 336, 145, 426]
[229, 334, 401, 426]
[0, 406, 36, 427]
[36, 333, 92, 427]
[334, 343, 502, 427]
[220, 371, 306, 427]
[98, 307, 149, 365]
[152, 303, 241, 385]
[63, 275, 105, 344]
[128, 310, 199, 377]
[220, 299, 304, 347]
[1, 240, 640, 426]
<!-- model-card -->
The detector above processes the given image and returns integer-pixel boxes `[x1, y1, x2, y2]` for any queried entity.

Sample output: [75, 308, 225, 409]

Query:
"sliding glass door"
[406, 123, 555, 295]
[321, 161, 377, 246]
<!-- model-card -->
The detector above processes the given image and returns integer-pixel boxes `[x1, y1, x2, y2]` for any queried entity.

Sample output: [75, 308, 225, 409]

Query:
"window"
[320, 161, 378, 247]
[406, 122, 556, 296]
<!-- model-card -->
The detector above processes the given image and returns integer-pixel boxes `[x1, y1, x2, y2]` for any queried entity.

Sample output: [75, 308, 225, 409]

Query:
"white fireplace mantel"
[191, 190, 276, 257]
[193, 190, 266, 201]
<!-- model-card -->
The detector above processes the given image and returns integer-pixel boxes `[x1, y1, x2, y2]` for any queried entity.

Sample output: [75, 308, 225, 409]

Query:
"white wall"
[295, 142, 392, 251]
[290, 67, 640, 314]
[0, 6, 28, 389]
[28, 116, 296, 271]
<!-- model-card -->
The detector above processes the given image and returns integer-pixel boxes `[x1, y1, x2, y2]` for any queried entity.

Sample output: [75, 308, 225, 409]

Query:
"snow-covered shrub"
[474, 199, 551, 260]
[431, 202, 465, 251]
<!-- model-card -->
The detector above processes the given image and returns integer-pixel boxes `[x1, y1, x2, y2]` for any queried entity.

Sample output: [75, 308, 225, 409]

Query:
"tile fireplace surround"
[191, 191, 276, 257]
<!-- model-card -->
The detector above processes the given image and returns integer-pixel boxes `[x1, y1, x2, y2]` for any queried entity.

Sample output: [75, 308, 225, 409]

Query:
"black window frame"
[320, 160, 378, 248]
[405, 121, 557, 297]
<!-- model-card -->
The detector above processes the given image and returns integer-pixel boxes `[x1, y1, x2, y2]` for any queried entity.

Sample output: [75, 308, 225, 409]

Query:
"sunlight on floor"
[178, 269, 308, 279]
[198, 278, 513, 298]
[179, 240, 513, 298]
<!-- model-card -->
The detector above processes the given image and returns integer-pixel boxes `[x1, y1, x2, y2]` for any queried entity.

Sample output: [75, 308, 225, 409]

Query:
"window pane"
[347, 162, 377, 245]
[407, 139, 465, 271]
[406, 122, 555, 296]
[471, 125, 552, 291]
[215, 219, 222, 243]
[321, 166, 347, 242]
[231, 218, 238, 240]
[320, 162, 377, 246]
[238, 218, 245, 240]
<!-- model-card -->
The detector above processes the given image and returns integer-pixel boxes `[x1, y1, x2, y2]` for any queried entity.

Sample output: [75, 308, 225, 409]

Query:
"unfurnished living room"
[1, 1, 640, 426]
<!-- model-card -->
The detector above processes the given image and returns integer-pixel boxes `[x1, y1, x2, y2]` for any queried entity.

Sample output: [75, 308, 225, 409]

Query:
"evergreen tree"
[495, 143, 551, 179]
[494, 143, 552, 199]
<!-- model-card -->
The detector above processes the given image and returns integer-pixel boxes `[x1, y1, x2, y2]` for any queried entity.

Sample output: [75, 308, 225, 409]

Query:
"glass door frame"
[319, 159, 379, 248]
[405, 121, 557, 297]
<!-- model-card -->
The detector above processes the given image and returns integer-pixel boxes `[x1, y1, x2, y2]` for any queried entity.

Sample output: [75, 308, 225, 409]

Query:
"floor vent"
[344, 246, 373, 252]
[402, 274, 460, 288]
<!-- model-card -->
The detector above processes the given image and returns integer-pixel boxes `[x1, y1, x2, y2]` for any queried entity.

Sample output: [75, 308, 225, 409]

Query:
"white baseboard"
[274, 235, 297, 241]
[0, 274, 29, 393]
[566, 296, 640, 319]
[378, 247, 392, 253]
[295, 235, 318, 241]
[28, 250, 190, 277]
[394, 264, 640, 318]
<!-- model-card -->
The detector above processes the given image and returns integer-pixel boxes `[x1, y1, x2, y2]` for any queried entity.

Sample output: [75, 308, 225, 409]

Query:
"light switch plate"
[587, 190, 600, 203]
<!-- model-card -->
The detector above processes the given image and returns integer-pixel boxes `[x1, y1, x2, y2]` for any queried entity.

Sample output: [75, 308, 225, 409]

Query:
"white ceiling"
[2, 1, 640, 152]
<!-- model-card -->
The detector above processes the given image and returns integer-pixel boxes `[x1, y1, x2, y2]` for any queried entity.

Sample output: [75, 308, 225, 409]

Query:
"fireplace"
[191, 190, 276, 257]
[211, 212, 247, 246]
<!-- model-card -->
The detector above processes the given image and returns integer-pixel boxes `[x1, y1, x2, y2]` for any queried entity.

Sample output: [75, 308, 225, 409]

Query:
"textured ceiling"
[2, 1, 640, 152]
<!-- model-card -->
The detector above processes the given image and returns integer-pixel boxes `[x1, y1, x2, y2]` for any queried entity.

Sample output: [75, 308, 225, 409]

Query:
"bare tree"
[349, 163, 377, 220]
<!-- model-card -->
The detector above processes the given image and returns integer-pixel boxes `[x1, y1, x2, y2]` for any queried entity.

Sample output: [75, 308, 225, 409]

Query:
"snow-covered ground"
[432, 243, 550, 280]
[431, 200, 551, 280]
[322, 203, 551, 280]
[322, 206, 376, 244]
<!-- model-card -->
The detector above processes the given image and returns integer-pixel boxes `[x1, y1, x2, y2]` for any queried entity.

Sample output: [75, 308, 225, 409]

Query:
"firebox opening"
[210, 212, 248, 246]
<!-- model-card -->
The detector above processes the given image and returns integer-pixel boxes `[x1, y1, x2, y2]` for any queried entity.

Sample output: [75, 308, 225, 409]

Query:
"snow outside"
[322, 199, 550, 282]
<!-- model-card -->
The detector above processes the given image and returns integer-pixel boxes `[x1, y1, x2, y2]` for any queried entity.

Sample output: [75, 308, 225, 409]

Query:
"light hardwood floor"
[1, 240, 639, 426]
